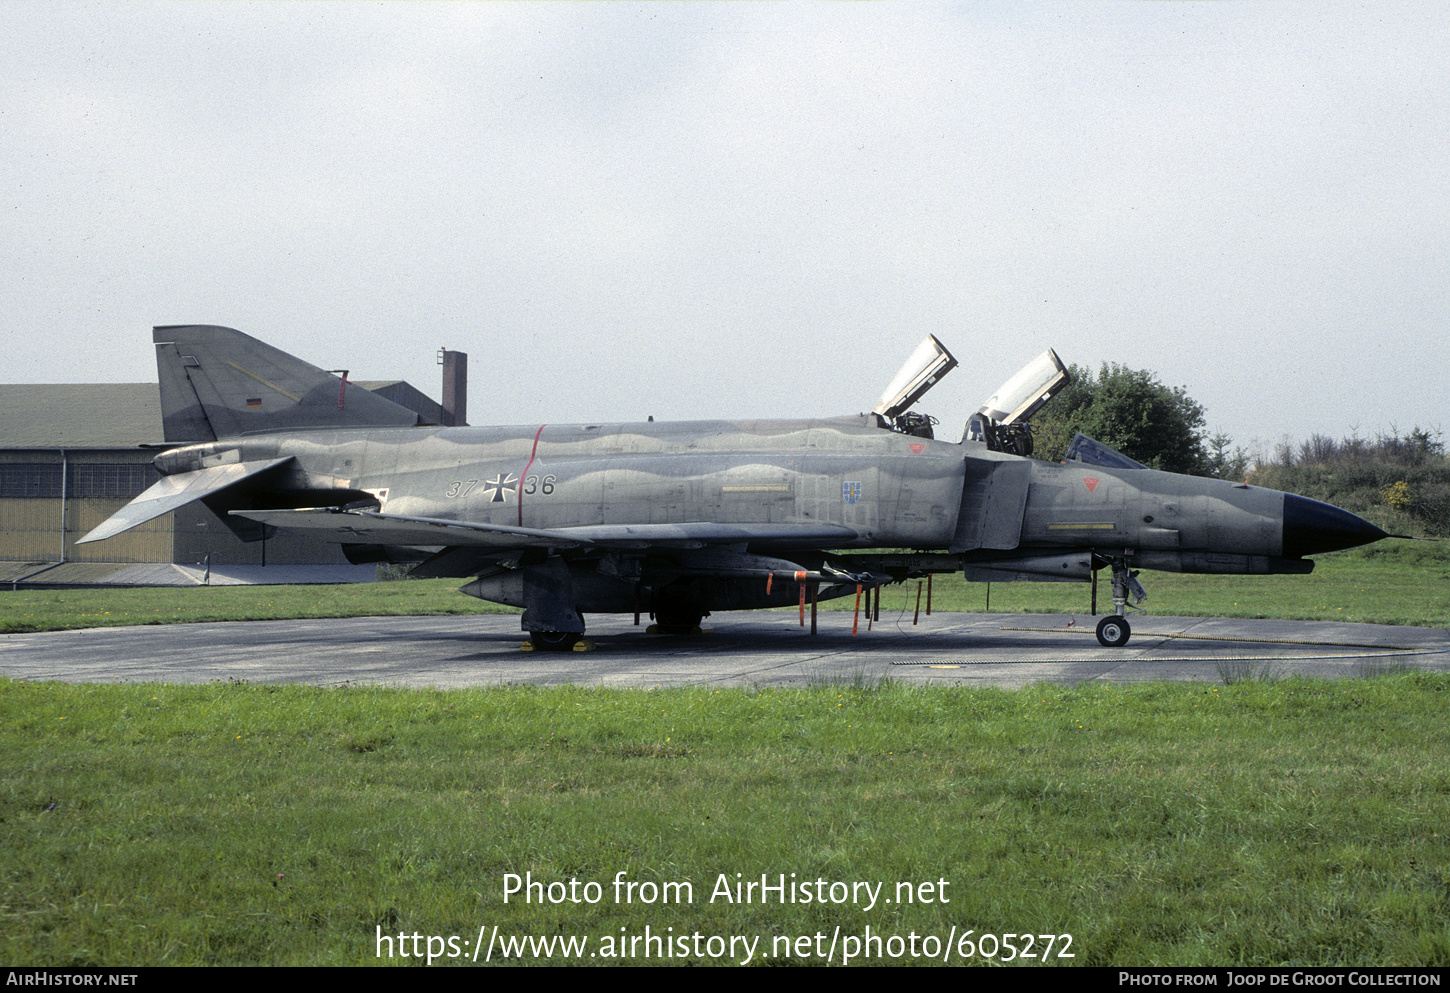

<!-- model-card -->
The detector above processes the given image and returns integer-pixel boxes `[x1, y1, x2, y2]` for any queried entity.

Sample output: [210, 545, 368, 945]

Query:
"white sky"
[4, 1, 1447, 456]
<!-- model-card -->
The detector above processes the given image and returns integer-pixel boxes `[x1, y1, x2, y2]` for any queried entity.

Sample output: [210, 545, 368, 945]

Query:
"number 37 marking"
[446, 475, 555, 498]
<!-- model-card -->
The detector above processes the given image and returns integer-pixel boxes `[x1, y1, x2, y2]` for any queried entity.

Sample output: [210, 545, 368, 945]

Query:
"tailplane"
[153, 325, 421, 442]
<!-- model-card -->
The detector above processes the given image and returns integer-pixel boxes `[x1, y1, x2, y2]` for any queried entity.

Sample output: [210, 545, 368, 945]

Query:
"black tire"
[653, 606, 704, 635]
[1096, 615, 1131, 648]
[529, 630, 581, 652]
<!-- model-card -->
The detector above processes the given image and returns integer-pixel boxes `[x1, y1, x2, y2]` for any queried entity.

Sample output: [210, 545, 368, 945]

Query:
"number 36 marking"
[446, 474, 555, 498]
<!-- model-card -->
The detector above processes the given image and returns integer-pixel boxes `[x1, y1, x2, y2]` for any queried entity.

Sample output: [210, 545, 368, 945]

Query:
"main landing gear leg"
[1094, 559, 1147, 648]
[521, 555, 586, 652]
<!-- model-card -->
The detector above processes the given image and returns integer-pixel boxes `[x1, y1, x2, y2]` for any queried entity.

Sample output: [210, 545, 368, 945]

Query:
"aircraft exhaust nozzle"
[1282, 494, 1389, 558]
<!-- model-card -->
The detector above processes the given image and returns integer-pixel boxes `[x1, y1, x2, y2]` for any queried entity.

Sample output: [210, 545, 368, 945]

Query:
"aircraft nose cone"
[1282, 493, 1389, 558]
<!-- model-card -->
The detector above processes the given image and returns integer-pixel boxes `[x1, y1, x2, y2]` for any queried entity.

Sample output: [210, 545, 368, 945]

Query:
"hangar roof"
[0, 384, 164, 448]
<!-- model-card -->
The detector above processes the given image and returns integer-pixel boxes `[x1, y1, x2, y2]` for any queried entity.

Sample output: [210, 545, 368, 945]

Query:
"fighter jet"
[80, 326, 1390, 649]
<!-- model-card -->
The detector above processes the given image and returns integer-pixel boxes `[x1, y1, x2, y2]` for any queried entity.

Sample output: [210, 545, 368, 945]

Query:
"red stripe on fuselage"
[518, 424, 546, 526]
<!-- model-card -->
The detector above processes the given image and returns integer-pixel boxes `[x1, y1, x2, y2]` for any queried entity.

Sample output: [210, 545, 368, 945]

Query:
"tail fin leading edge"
[153, 325, 421, 442]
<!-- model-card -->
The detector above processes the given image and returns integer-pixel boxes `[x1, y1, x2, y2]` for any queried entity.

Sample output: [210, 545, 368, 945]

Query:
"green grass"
[4, 675, 1449, 966]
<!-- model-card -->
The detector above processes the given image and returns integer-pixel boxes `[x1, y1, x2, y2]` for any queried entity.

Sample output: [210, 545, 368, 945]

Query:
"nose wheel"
[1095, 615, 1131, 648]
[1094, 556, 1147, 647]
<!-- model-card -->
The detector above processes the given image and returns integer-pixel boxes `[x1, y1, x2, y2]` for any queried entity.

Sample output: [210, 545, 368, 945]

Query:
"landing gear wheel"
[653, 606, 704, 635]
[1096, 615, 1131, 648]
[529, 630, 581, 652]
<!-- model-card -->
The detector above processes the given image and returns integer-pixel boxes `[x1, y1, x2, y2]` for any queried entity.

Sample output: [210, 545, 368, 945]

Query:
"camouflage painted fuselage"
[151, 412, 1371, 619]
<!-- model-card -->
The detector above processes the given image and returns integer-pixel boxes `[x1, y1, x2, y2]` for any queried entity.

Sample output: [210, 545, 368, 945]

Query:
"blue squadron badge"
[843, 481, 862, 505]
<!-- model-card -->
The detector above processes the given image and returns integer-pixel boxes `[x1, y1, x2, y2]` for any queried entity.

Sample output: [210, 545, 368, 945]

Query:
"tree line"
[1247, 427, 1448, 538]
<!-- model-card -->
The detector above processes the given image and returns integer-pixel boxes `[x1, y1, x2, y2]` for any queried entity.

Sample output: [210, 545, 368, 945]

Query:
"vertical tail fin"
[153, 325, 421, 442]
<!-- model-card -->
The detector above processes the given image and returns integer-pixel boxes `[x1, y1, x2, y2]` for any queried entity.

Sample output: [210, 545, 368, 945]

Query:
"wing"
[229, 507, 859, 551]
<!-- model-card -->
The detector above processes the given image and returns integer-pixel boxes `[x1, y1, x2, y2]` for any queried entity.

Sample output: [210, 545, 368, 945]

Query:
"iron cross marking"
[483, 473, 520, 503]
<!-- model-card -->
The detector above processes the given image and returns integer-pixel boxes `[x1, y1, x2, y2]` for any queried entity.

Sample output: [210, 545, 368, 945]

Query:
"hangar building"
[1, 354, 465, 588]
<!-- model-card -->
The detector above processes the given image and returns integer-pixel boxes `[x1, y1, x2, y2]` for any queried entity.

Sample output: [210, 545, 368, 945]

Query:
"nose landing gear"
[1095, 557, 1147, 648]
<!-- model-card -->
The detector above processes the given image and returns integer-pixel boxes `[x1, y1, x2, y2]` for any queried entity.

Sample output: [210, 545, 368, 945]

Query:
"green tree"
[1204, 431, 1250, 481]
[1034, 363, 1215, 476]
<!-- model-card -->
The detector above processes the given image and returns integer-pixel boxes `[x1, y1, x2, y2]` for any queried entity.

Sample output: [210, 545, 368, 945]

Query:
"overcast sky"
[4, 1, 1446, 456]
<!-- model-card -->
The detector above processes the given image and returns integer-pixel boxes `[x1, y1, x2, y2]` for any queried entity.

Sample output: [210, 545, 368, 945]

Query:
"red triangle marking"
[1083, 478, 1100, 493]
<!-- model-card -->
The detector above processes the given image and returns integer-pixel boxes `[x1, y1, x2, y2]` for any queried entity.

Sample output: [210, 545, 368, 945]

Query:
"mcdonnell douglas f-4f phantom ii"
[81, 326, 1391, 649]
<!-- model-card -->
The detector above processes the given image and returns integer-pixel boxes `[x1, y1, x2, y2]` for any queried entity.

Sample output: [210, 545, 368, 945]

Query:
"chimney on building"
[439, 348, 468, 427]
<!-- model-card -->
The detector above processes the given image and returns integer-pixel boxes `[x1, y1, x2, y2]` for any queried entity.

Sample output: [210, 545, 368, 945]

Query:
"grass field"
[4, 673, 1450, 966]
[2, 543, 1446, 966]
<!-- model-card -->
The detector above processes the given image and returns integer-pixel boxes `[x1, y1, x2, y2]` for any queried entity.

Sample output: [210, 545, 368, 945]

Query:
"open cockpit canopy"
[965, 348, 1069, 456]
[870, 335, 959, 438]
